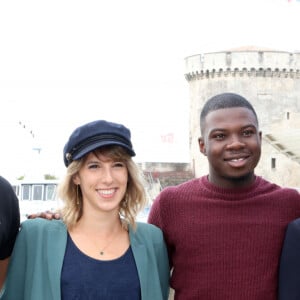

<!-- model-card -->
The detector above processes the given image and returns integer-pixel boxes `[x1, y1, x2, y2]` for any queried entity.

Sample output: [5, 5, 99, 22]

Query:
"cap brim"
[72, 140, 136, 161]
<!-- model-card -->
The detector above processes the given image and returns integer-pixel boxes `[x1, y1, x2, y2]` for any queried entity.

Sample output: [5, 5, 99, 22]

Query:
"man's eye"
[243, 130, 253, 136]
[214, 133, 225, 140]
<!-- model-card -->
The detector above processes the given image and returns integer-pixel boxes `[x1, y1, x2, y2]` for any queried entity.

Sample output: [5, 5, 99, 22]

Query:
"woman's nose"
[101, 167, 113, 183]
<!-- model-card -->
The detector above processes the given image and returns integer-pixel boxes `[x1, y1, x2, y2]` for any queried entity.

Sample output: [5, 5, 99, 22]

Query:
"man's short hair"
[200, 93, 258, 133]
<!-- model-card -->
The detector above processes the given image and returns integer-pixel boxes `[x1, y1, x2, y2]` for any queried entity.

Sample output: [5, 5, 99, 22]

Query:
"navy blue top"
[61, 233, 141, 300]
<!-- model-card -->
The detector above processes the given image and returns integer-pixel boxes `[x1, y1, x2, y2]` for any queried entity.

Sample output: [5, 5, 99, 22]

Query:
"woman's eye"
[113, 162, 125, 168]
[88, 164, 99, 169]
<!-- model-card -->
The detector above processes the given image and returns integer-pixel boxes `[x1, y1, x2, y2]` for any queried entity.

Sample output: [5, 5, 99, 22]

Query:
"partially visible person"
[0, 176, 20, 294]
[148, 92, 300, 299]
[278, 216, 300, 300]
[2, 120, 169, 300]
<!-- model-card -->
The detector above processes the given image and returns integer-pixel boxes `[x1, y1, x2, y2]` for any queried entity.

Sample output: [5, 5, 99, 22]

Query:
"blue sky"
[0, 0, 299, 181]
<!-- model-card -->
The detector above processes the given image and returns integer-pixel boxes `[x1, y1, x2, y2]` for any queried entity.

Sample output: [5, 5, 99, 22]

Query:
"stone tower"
[184, 47, 300, 187]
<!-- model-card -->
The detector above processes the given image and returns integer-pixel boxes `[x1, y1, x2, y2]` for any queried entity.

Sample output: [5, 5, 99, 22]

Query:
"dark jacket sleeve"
[0, 176, 20, 259]
[278, 218, 300, 300]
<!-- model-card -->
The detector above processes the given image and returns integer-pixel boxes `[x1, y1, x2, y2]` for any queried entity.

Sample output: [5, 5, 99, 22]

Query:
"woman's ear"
[72, 174, 80, 185]
[198, 137, 207, 156]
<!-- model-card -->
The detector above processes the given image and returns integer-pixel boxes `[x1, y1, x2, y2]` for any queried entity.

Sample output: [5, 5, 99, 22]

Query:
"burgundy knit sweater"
[148, 176, 300, 300]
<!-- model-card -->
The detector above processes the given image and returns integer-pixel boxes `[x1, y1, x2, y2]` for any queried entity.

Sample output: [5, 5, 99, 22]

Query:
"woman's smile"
[96, 188, 117, 198]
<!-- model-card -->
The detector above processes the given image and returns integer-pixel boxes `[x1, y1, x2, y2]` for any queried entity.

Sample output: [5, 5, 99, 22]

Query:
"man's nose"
[226, 135, 245, 149]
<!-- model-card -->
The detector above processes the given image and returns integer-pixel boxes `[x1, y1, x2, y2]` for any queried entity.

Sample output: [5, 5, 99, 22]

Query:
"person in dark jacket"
[0, 176, 20, 292]
[278, 217, 300, 300]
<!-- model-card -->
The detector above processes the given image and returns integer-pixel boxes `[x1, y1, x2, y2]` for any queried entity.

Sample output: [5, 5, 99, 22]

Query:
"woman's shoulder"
[14, 219, 68, 258]
[132, 222, 164, 240]
[135, 221, 161, 231]
[21, 218, 66, 233]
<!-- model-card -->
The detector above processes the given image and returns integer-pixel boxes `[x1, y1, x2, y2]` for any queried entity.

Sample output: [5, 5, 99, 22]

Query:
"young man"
[148, 92, 300, 299]
[0, 176, 20, 291]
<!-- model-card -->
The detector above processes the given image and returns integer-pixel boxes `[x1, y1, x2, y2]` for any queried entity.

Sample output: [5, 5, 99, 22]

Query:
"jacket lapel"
[129, 225, 149, 298]
[47, 221, 68, 299]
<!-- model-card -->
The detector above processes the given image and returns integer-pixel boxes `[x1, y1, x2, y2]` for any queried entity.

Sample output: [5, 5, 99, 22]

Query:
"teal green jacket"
[2, 219, 170, 300]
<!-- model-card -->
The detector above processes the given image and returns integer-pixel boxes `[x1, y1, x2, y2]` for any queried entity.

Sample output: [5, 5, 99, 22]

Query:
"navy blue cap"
[63, 120, 135, 167]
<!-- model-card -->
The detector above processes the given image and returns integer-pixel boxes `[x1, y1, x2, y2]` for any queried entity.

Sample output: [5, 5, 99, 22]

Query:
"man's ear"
[198, 137, 207, 156]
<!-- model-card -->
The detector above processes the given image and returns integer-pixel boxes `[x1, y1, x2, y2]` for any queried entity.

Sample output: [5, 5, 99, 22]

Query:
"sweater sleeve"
[148, 193, 164, 228]
[148, 188, 176, 270]
[150, 225, 170, 300]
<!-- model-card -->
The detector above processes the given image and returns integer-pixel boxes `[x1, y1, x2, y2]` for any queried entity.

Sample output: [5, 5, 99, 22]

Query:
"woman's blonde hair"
[58, 145, 147, 229]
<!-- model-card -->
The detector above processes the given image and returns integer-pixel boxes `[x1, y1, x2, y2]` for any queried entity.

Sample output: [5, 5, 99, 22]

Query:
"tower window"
[271, 158, 276, 169]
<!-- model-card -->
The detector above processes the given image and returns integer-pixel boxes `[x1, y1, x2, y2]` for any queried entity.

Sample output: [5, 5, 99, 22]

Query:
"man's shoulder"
[0, 176, 18, 202]
[272, 184, 300, 199]
[259, 177, 300, 197]
[0, 176, 12, 187]
[285, 217, 300, 237]
[160, 177, 199, 194]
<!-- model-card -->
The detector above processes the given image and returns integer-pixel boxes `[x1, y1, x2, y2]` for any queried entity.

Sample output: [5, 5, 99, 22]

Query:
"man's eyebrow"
[209, 128, 226, 133]
[207, 128, 226, 136]
[241, 124, 258, 129]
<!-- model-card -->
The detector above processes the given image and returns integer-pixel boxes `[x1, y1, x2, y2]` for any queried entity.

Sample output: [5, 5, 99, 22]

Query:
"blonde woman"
[2, 120, 169, 300]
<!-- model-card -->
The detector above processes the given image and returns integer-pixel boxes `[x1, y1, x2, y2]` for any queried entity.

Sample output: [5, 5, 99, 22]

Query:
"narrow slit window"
[271, 158, 276, 169]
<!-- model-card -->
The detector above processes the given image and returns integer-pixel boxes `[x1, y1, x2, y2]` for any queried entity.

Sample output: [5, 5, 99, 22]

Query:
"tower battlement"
[185, 50, 300, 80]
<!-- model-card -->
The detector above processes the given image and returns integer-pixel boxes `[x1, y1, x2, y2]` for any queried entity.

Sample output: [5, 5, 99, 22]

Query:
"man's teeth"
[230, 158, 244, 162]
